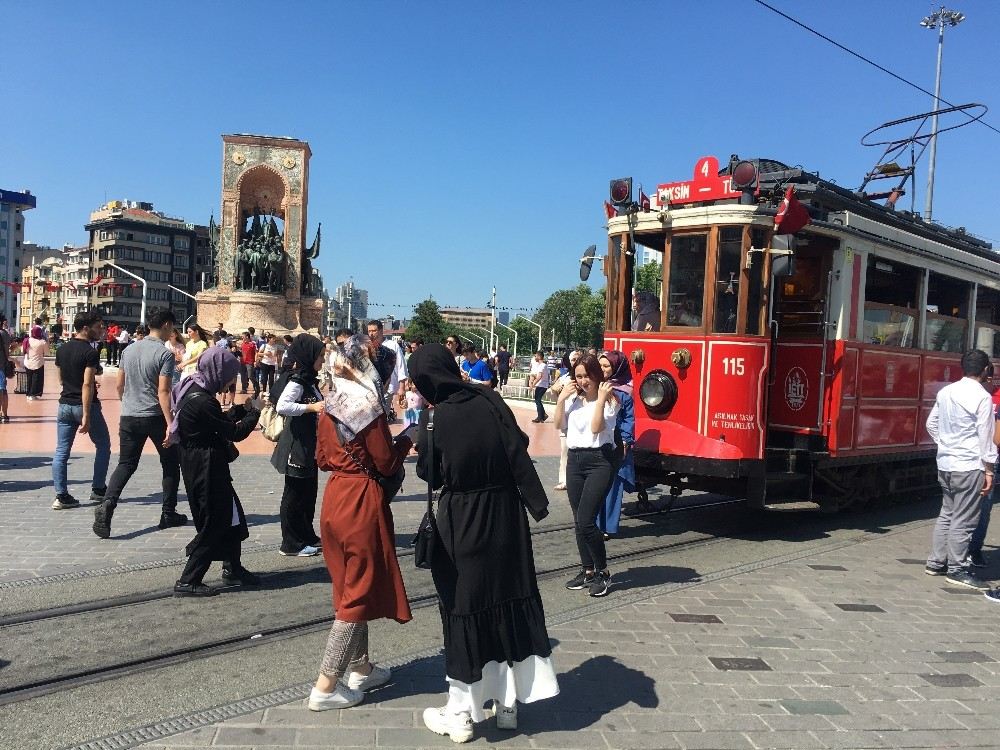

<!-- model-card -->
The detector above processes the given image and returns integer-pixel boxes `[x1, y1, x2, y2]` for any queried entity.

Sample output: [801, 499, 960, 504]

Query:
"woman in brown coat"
[307, 333, 413, 711]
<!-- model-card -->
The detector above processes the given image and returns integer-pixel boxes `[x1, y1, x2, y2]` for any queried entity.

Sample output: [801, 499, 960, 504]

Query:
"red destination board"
[656, 156, 742, 207]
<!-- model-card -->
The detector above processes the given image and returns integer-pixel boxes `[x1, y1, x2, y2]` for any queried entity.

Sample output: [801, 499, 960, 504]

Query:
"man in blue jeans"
[52, 309, 111, 509]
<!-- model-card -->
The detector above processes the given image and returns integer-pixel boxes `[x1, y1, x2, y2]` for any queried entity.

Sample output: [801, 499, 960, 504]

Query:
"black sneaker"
[969, 550, 987, 568]
[173, 582, 217, 597]
[93, 501, 114, 538]
[565, 571, 594, 590]
[158, 510, 188, 529]
[924, 563, 947, 576]
[945, 570, 990, 590]
[588, 570, 611, 597]
[222, 567, 262, 586]
[52, 494, 80, 510]
[89, 486, 107, 504]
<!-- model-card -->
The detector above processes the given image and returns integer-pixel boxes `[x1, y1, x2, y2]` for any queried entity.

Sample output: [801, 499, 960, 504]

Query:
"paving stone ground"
[126, 509, 1000, 750]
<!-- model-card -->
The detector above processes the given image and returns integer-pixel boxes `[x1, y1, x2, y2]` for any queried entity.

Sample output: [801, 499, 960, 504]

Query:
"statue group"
[235, 209, 286, 293]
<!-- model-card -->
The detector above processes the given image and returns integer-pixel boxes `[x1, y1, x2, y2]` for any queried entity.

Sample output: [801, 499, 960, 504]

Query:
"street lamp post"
[495, 319, 517, 360]
[107, 262, 148, 325]
[457, 331, 485, 348]
[516, 314, 542, 353]
[168, 284, 197, 332]
[920, 5, 965, 223]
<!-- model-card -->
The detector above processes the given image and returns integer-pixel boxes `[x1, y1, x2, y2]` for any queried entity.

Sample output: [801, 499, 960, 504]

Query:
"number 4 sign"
[657, 156, 743, 206]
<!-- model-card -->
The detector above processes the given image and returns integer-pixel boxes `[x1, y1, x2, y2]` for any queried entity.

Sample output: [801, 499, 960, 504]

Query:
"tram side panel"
[606, 332, 769, 497]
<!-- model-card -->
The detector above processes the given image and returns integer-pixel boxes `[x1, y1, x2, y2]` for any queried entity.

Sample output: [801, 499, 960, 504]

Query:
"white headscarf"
[324, 336, 388, 441]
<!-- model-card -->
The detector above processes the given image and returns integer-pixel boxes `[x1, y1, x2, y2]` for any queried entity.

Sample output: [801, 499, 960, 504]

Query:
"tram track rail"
[0, 495, 743, 707]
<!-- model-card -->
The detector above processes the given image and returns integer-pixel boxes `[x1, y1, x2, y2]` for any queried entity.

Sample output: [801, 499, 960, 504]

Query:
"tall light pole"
[921, 6, 965, 223]
[516, 314, 542, 353]
[107, 262, 148, 325]
[488, 286, 496, 354]
[495, 319, 517, 360]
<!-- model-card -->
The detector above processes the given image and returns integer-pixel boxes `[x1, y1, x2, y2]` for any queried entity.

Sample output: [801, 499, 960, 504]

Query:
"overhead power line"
[751, 0, 1000, 137]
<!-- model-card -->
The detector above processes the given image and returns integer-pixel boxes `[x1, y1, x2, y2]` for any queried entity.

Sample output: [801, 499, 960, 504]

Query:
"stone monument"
[196, 134, 324, 334]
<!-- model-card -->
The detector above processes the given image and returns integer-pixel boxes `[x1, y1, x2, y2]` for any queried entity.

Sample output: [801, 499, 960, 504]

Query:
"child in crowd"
[403, 381, 426, 428]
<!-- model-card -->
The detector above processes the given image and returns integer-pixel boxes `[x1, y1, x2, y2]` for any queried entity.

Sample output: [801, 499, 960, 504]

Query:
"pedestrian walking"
[52, 310, 111, 510]
[408, 344, 558, 743]
[270, 333, 325, 557]
[257, 333, 279, 395]
[494, 343, 511, 389]
[168, 347, 261, 596]
[238, 331, 260, 397]
[970, 384, 1000, 569]
[925, 350, 997, 589]
[554, 353, 620, 597]
[116, 326, 131, 362]
[93, 309, 187, 539]
[459, 343, 492, 385]
[367, 320, 407, 418]
[22, 325, 48, 400]
[307, 334, 413, 711]
[0, 314, 12, 423]
[596, 350, 635, 537]
[179, 323, 209, 380]
[528, 350, 550, 423]
[165, 329, 185, 387]
[104, 322, 120, 366]
[549, 350, 582, 490]
[443, 335, 463, 367]
[403, 381, 425, 428]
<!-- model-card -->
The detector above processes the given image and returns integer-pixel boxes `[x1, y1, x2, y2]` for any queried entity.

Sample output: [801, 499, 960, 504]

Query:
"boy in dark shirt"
[52, 310, 111, 510]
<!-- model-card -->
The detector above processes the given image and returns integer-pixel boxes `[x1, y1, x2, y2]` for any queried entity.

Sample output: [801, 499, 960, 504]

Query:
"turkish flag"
[774, 185, 810, 235]
[604, 201, 618, 220]
[86, 274, 104, 287]
[639, 190, 651, 212]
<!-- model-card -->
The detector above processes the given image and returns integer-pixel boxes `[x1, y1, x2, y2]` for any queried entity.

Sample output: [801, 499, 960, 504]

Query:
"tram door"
[766, 239, 835, 440]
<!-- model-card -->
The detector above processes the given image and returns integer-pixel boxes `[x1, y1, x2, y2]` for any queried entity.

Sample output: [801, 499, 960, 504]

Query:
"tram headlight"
[609, 177, 633, 207]
[639, 369, 678, 416]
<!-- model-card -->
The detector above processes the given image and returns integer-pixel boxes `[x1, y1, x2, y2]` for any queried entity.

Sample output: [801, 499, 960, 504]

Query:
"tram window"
[924, 272, 970, 352]
[863, 256, 920, 347]
[975, 286, 1000, 357]
[713, 228, 741, 333]
[667, 234, 706, 326]
[744, 228, 767, 335]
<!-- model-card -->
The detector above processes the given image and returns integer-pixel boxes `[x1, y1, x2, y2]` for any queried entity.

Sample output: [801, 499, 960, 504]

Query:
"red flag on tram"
[639, 189, 651, 212]
[603, 201, 618, 220]
[774, 185, 810, 235]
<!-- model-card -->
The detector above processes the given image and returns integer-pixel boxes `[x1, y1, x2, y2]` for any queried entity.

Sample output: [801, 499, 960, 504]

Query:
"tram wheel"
[635, 489, 656, 515]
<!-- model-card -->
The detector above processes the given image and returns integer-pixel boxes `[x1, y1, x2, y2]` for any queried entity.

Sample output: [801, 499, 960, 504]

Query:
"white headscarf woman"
[325, 334, 389, 442]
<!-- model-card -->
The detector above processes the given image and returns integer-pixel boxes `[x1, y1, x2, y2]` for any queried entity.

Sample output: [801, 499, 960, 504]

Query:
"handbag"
[259, 402, 285, 442]
[414, 411, 439, 570]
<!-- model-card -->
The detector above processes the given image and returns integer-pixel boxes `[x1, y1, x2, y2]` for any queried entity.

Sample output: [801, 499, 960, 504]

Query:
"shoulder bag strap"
[426, 410, 436, 517]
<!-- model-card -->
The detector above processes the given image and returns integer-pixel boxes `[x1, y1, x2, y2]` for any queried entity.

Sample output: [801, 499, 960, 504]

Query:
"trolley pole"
[921, 6, 965, 223]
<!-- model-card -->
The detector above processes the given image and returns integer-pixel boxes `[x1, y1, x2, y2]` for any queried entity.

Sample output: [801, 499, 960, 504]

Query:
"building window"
[174, 236, 190, 249]
[863, 256, 921, 348]
[173, 254, 189, 268]
[173, 272, 188, 286]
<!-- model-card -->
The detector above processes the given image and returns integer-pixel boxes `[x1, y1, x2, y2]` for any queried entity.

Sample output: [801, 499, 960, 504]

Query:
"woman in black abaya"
[168, 347, 261, 596]
[409, 344, 559, 744]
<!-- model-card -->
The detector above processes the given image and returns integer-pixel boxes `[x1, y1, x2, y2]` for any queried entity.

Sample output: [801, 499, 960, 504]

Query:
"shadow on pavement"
[0, 456, 53, 471]
[611, 564, 700, 593]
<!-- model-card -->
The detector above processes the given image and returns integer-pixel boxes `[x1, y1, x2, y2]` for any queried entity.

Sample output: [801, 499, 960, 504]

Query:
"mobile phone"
[395, 423, 417, 442]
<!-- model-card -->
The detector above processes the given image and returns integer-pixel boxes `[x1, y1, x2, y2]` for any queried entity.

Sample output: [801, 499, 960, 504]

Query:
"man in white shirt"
[367, 320, 407, 418]
[925, 349, 997, 589]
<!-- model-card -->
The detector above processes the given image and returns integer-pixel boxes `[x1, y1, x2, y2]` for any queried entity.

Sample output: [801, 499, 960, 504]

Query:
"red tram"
[600, 155, 1000, 511]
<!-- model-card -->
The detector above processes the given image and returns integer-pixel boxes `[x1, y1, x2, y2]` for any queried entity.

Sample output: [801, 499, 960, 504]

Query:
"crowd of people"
[8, 303, 999, 741]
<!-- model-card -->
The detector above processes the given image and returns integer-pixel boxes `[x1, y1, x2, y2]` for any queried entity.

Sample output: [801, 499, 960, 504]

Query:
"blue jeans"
[53, 401, 112, 496]
[534, 386, 548, 421]
[969, 483, 996, 555]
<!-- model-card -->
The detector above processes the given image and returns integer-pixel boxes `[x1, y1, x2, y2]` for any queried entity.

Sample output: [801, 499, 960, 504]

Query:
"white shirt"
[275, 380, 323, 418]
[926, 377, 998, 472]
[530, 359, 550, 389]
[382, 338, 408, 393]
[117, 330, 131, 344]
[562, 395, 619, 449]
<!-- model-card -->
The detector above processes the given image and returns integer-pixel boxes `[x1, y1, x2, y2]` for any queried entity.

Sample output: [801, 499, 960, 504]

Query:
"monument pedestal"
[196, 289, 323, 336]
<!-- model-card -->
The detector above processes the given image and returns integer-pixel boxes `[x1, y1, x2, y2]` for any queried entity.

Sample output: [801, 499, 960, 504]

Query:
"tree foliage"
[535, 283, 606, 351]
[405, 298, 448, 343]
[635, 261, 662, 294]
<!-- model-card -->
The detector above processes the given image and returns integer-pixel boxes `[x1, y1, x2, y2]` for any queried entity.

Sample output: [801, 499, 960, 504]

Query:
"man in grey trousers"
[925, 349, 997, 589]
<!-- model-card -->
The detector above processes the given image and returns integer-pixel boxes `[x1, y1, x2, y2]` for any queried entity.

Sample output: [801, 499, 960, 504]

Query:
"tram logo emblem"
[784, 367, 808, 412]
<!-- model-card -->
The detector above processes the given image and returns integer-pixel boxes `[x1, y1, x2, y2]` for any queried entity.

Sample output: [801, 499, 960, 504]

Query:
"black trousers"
[566, 445, 617, 571]
[178, 539, 240, 585]
[105, 415, 180, 511]
[259, 364, 276, 393]
[104, 341, 118, 365]
[498, 368, 509, 388]
[280, 472, 319, 553]
[240, 363, 260, 394]
[25, 367, 44, 397]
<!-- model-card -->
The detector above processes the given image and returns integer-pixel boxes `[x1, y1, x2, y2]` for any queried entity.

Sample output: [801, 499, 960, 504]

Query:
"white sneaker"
[494, 701, 517, 730]
[307, 684, 364, 711]
[345, 664, 391, 691]
[423, 706, 474, 743]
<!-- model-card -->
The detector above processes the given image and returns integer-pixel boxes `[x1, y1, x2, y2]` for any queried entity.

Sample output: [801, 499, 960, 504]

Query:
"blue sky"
[6, 0, 1000, 319]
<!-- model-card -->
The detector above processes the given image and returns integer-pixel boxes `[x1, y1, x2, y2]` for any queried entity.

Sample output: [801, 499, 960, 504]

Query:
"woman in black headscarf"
[408, 344, 559, 744]
[270, 333, 326, 557]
